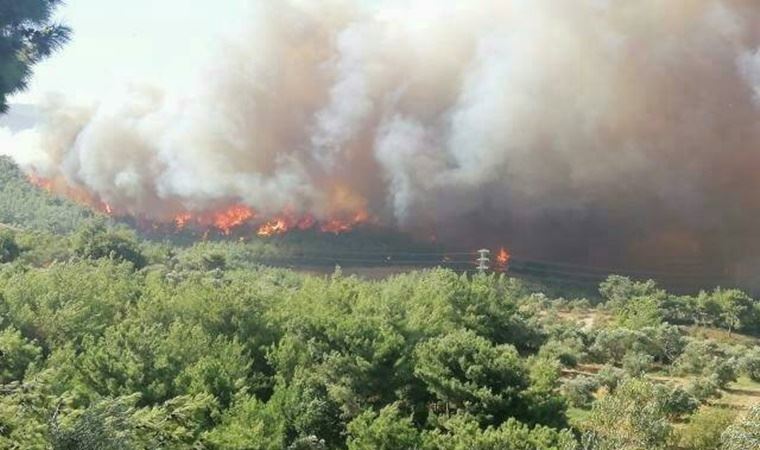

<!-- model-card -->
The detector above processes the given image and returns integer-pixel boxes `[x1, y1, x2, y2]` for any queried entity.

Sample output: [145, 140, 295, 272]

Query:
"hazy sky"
[12, 0, 252, 104]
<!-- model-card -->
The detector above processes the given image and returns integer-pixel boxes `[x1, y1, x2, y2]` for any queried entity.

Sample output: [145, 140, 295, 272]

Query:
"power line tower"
[476, 249, 490, 273]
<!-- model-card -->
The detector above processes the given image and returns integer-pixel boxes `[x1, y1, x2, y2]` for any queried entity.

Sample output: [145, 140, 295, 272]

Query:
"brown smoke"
[4, 0, 760, 286]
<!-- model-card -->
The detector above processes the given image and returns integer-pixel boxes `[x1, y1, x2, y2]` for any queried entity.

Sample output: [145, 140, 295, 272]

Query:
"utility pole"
[476, 249, 490, 273]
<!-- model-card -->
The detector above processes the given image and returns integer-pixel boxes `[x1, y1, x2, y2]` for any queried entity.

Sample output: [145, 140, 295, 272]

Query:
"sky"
[12, 0, 252, 105]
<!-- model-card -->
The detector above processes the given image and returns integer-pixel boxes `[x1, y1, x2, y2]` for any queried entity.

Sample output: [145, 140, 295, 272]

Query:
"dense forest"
[1, 157, 760, 449]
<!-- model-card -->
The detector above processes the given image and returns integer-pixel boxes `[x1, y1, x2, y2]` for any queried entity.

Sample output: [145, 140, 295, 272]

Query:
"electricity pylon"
[476, 249, 490, 273]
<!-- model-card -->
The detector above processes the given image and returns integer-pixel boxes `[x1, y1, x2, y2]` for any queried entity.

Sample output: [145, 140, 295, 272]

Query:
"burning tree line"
[28, 173, 372, 237]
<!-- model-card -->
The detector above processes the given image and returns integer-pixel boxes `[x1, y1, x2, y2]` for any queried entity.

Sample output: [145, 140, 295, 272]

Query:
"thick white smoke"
[6, 0, 760, 274]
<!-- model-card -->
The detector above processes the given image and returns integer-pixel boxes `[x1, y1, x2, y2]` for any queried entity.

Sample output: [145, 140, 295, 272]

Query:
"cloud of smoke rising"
[6, 0, 760, 280]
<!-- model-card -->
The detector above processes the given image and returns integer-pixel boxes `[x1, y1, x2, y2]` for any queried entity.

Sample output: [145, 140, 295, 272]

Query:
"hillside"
[1, 156, 759, 449]
[0, 230, 759, 448]
[0, 156, 98, 233]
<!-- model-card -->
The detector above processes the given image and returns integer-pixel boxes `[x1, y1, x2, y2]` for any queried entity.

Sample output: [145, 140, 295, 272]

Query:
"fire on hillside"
[28, 174, 373, 237]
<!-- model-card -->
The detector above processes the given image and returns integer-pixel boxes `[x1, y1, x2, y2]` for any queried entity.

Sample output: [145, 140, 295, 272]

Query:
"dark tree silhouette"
[0, 0, 70, 112]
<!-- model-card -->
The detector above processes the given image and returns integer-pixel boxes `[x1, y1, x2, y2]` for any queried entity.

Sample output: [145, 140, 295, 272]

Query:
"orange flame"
[212, 205, 255, 235]
[496, 247, 511, 269]
[257, 218, 289, 237]
[26, 173, 373, 237]
[320, 211, 370, 234]
[174, 212, 192, 230]
[28, 173, 115, 215]
[27, 174, 53, 192]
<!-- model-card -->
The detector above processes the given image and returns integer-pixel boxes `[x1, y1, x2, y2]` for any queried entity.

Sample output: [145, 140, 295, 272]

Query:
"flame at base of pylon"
[496, 247, 511, 270]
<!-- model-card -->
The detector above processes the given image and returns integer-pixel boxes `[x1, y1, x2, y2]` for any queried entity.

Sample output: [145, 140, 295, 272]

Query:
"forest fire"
[496, 247, 511, 270]
[320, 211, 371, 235]
[175, 208, 370, 237]
[174, 213, 192, 230]
[27, 173, 114, 216]
[28, 173, 371, 237]
[257, 219, 288, 237]
[255, 213, 318, 237]
[211, 205, 255, 235]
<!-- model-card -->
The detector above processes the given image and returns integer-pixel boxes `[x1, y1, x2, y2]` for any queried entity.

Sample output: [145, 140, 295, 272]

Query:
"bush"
[73, 222, 147, 269]
[423, 415, 578, 450]
[594, 365, 625, 392]
[581, 378, 673, 450]
[622, 351, 655, 377]
[739, 348, 760, 382]
[538, 338, 585, 368]
[0, 326, 42, 383]
[347, 405, 422, 450]
[650, 324, 686, 364]
[413, 329, 530, 426]
[590, 328, 656, 365]
[721, 404, 760, 450]
[673, 340, 737, 388]
[0, 230, 20, 263]
[661, 386, 699, 420]
[562, 376, 598, 408]
[685, 377, 722, 403]
[679, 407, 735, 450]
[711, 361, 739, 388]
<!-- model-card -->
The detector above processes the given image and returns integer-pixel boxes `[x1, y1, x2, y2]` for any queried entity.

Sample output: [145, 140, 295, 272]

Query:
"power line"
[233, 247, 735, 286]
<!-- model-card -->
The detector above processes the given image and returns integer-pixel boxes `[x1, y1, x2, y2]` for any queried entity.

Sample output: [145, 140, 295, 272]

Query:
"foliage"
[346, 404, 422, 450]
[740, 347, 760, 382]
[622, 351, 655, 377]
[538, 335, 587, 368]
[72, 222, 147, 269]
[721, 404, 760, 450]
[672, 340, 737, 388]
[660, 385, 699, 420]
[678, 407, 736, 450]
[413, 329, 530, 426]
[0, 326, 42, 383]
[594, 365, 625, 392]
[581, 378, 673, 450]
[562, 376, 598, 409]
[0, 157, 98, 234]
[685, 377, 723, 404]
[0, 230, 20, 263]
[0, 169, 758, 448]
[0, 0, 70, 112]
[423, 414, 577, 450]
[600, 276, 665, 329]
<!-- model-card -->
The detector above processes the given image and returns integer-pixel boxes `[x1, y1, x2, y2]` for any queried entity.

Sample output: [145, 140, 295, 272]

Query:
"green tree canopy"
[0, 0, 70, 112]
[0, 229, 20, 263]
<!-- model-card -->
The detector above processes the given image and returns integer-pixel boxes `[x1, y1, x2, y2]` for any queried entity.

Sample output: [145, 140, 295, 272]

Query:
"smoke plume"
[5, 0, 760, 284]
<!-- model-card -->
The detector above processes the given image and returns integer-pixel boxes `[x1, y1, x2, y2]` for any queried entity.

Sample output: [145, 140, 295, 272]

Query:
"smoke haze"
[4, 0, 760, 284]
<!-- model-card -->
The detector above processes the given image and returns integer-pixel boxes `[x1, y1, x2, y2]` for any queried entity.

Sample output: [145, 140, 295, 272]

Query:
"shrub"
[347, 405, 422, 450]
[679, 407, 735, 450]
[622, 351, 655, 377]
[685, 377, 722, 403]
[423, 415, 578, 450]
[413, 329, 529, 426]
[539, 338, 584, 368]
[739, 348, 760, 382]
[562, 376, 599, 408]
[673, 340, 737, 388]
[661, 386, 699, 420]
[0, 326, 42, 383]
[73, 222, 147, 269]
[721, 404, 760, 450]
[594, 365, 625, 392]
[581, 378, 673, 450]
[0, 230, 20, 263]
